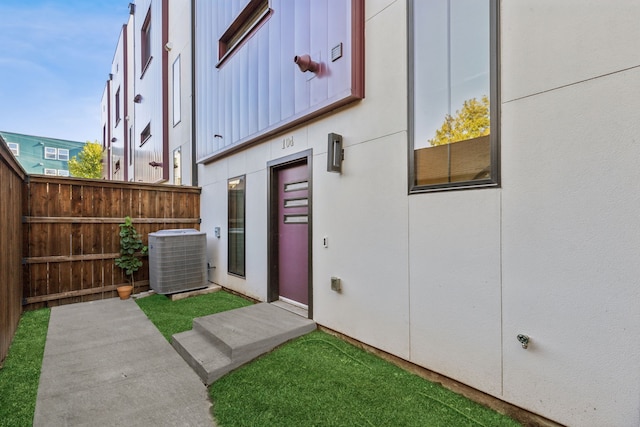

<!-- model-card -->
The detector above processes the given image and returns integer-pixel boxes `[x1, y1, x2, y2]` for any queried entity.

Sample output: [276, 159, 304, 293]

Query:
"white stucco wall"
[313, 130, 411, 358]
[408, 190, 503, 396]
[502, 66, 640, 427]
[196, 1, 640, 425]
[199, 150, 270, 302]
[500, 2, 640, 425]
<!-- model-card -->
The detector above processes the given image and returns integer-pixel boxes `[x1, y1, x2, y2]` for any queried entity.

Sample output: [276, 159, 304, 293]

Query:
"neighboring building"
[191, 1, 640, 427]
[100, 83, 109, 178]
[101, 10, 136, 182]
[105, 21, 130, 182]
[0, 130, 83, 177]
[166, 0, 193, 186]
[102, 0, 193, 185]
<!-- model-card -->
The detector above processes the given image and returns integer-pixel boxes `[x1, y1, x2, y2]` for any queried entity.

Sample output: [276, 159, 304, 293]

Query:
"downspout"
[190, 0, 198, 186]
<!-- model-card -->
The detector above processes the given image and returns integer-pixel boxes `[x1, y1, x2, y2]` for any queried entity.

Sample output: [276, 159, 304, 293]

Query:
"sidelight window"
[228, 176, 246, 277]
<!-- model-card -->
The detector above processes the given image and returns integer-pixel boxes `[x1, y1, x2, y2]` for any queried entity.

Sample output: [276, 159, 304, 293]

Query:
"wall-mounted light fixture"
[111, 137, 117, 143]
[109, 73, 113, 81]
[134, 94, 143, 103]
[327, 133, 343, 173]
[149, 161, 163, 168]
[164, 42, 173, 52]
[129, 2, 135, 15]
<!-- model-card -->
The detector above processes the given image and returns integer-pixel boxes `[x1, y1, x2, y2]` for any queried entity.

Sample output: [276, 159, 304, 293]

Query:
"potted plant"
[115, 216, 148, 299]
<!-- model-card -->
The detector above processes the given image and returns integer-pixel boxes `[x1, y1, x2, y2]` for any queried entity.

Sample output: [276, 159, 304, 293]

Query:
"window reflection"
[412, 0, 494, 187]
[228, 176, 246, 277]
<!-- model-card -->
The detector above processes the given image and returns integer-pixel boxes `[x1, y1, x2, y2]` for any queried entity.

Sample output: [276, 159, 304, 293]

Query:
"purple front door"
[277, 163, 309, 306]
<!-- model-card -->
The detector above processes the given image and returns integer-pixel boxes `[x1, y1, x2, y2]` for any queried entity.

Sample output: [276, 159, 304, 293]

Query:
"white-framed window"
[228, 176, 246, 277]
[44, 147, 57, 159]
[57, 169, 69, 177]
[7, 142, 19, 156]
[141, 8, 152, 74]
[218, 0, 270, 65]
[172, 55, 181, 126]
[140, 122, 151, 146]
[57, 148, 69, 161]
[115, 87, 121, 124]
[173, 147, 182, 185]
[44, 168, 57, 176]
[129, 126, 133, 165]
[409, 0, 499, 192]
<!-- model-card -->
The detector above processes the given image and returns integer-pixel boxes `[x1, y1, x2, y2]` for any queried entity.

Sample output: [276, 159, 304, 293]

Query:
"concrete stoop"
[171, 302, 316, 385]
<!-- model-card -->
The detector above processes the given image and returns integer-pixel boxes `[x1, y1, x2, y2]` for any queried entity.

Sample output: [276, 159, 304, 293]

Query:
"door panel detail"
[277, 164, 309, 305]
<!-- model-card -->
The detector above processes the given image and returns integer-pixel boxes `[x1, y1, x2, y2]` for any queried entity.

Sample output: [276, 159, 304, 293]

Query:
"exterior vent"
[148, 229, 207, 294]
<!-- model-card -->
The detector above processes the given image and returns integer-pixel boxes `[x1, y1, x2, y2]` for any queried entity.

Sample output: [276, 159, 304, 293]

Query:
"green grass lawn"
[0, 292, 521, 427]
[210, 330, 520, 427]
[136, 291, 519, 426]
[135, 291, 253, 340]
[0, 308, 50, 427]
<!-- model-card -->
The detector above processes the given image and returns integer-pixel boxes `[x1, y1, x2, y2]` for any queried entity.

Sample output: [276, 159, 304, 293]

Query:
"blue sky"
[0, 0, 130, 142]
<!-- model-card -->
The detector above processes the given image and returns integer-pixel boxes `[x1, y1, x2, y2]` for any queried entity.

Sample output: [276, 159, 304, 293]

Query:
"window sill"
[409, 179, 500, 194]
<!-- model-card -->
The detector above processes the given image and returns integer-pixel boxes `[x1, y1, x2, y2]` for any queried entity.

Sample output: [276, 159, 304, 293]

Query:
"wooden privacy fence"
[0, 138, 26, 363]
[23, 176, 201, 311]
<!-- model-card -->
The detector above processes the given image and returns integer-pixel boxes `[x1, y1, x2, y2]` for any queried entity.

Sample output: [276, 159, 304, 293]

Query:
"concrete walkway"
[34, 298, 215, 426]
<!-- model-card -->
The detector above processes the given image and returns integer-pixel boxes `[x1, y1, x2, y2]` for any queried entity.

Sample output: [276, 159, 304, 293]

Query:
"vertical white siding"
[110, 27, 126, 182]
[167, 0, 192, 185]
[133, 0, 164, 183]
[195, 0, 357, 160]
[100, 85, 109, 179]
[125, 15, 135, 181]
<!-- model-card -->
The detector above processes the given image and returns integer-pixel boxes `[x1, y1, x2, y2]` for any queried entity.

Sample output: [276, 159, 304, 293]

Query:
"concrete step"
[171, 303, 316, 385]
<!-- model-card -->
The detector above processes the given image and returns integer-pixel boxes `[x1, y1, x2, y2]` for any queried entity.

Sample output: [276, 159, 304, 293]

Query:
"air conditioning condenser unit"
[148, 229, 207, 294]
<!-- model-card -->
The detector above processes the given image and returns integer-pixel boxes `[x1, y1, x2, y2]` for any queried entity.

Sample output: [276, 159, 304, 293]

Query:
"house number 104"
[282, 137, 294, 149]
